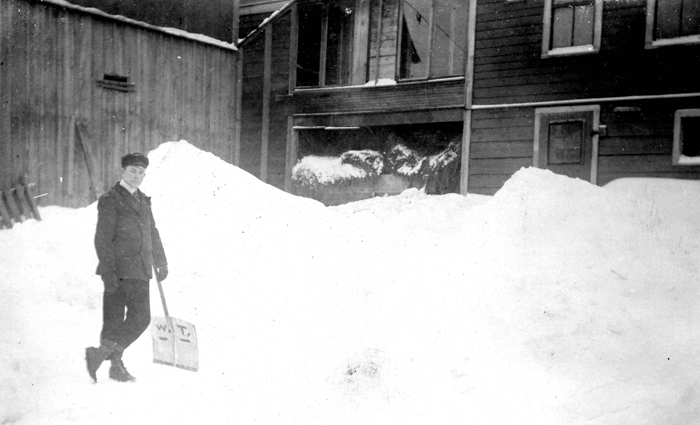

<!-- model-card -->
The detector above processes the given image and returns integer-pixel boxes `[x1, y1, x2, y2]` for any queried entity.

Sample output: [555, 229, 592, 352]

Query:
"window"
[673, 109, 700, 166]
[294, 0, 468, 88]
[297, 0, 356, 87]
[398, 0, 468, 80]
[541, 0, 603, 57]
[646, 0, 700, 48]
[548, 120, 584, 164]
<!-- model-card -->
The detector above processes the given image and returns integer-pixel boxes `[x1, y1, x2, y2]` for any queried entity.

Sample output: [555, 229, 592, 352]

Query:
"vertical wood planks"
[10, 4, 29, 192]
[3, 188, 22, 222]
[2, 1, 239, 208]
[0, 192, 13, 229]
[260, 27, 272, 182]
[0, 1, 12, 189]
[75, 16, 93, 205]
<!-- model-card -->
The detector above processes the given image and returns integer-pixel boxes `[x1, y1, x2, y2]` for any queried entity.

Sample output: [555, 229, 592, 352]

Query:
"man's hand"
[102, 273, 119, 294]
[156, 265, 168, 282]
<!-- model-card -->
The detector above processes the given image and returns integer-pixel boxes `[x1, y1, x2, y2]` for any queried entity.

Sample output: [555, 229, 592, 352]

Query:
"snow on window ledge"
[677, 155, 700, 166]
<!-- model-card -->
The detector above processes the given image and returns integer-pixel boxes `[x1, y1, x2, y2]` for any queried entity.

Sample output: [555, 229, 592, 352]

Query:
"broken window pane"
[400, 0, 431, 79]
[399, 0, 467, 80]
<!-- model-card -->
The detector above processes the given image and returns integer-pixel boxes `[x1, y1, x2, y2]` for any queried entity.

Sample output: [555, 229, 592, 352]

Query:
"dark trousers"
[101, 279, 151, 351]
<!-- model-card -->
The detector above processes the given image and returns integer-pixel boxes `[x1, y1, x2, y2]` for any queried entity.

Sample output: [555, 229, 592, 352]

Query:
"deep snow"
[1, 140, 698, 425]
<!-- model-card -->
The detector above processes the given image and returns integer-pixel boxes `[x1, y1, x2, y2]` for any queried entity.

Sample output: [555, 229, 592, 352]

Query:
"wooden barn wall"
[467, 0, 700, 195]
[65, 0, 234, 42]
[0, 0, 237, 208]
[472, 0, 700, 105]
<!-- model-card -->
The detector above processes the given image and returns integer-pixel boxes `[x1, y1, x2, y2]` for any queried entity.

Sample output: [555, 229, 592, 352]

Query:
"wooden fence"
[0, 0, 239, 207]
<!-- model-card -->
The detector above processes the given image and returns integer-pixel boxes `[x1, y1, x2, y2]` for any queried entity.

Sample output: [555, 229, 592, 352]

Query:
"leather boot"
[109, 351, 136, 382]
[85, 340, 118, 382]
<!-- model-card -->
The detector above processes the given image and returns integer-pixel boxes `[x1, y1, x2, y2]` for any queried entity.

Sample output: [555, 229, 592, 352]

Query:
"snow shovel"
[150, 267, 199, 372]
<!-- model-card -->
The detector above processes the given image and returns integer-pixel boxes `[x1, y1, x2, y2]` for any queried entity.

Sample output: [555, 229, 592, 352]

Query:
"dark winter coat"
[95, 183, 167, 281]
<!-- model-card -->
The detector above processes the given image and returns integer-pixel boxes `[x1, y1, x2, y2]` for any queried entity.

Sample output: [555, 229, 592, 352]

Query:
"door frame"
[533, 105, 600, 185]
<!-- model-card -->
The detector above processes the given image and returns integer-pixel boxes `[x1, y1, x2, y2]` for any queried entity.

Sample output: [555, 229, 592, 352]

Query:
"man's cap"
[121, 152, 149, 169]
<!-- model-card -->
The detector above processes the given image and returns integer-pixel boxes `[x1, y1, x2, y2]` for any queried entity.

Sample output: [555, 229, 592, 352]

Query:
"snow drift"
[1, 140, 698, 425]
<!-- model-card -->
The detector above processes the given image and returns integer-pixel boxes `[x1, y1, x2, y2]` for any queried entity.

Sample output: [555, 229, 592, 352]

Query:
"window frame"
[294, 0, 357, 88]
[541, 0, 603, 58]
[396, 0, 468, 82]
[672, 109, 700, 166]
[645, 0, 700, 49]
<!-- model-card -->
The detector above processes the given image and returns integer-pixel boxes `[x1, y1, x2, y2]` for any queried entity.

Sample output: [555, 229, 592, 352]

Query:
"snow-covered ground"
[1, 140, 698, 425]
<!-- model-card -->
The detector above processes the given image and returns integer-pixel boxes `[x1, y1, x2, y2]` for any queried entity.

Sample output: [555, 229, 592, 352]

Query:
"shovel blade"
[150, 316, 199, 372]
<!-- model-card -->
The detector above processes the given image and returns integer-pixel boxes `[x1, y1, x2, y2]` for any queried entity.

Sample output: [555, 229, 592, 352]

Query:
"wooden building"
[237, 0, 700, 203]
[0, 0, 238, 208]
[468, 0, 700, 194]
[238, 0, 470, 203]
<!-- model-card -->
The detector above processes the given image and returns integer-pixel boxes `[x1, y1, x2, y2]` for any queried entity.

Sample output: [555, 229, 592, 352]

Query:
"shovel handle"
[154, 266, 177, 365]
[153, 266, 173, 328]
[154, 269, 170, 317]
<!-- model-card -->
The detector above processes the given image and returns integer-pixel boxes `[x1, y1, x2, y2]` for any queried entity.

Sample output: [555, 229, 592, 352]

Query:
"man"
[86, 152, 168, 382]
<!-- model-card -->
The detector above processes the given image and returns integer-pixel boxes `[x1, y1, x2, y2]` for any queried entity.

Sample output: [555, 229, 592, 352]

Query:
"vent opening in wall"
[97, 74, 135, 92]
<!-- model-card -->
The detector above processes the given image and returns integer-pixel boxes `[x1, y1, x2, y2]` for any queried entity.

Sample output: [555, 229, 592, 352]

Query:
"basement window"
[645, 0, 700, 48]
[673, 109, 700, 166]
[541, 0, 603, 57]
[97, 74, 135, 92]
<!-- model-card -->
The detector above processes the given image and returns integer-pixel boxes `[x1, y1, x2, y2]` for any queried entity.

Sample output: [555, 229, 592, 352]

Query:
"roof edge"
[33, 0, 238, 51]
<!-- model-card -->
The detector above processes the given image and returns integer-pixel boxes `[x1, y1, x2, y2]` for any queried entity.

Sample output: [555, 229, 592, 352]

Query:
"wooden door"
[535, 106, 599, 183]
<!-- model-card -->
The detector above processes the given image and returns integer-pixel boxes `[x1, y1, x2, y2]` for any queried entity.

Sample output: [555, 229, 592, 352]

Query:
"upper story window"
[295, 0, 467, 88]
[398, 0, 468, 80]
[297, 0, 356, 87]
[645, 0, 700, 48]
[541, 0, 603, 57]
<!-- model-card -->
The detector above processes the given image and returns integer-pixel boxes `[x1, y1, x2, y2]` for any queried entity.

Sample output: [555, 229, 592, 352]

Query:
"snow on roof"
[239, 1, 294, 45]
[39, 0, 237, 51]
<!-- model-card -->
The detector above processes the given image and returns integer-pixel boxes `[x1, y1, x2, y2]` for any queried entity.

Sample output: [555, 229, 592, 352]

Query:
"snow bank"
[1, 142, 699, 425]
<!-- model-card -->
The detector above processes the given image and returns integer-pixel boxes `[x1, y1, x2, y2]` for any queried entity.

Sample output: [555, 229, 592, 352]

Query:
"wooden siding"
[472, 0, 700, 105]
[239, 10, 291, 190]
[466, 0, 700, 194]
[596, 100, 700, 185]
[367, 0, 399, 81]
[467, 100, 700, 195]
[268, 14, 292, 189]
[291, 78, 465, 115]
[0, 0, 237, 207]
[468, 108, 534, 195]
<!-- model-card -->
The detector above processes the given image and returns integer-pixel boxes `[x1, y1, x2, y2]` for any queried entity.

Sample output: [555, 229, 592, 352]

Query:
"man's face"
[121, 165, 146, 189]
